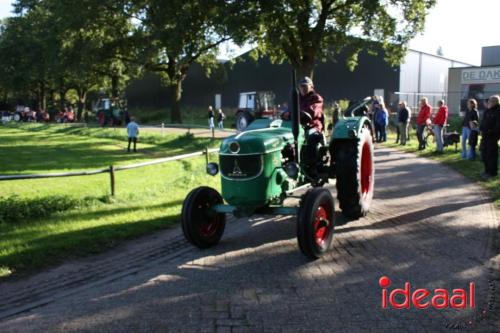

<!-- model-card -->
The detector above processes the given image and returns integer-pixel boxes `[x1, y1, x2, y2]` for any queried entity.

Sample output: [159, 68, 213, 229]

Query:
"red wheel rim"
[314, 205, 331, 246]
[200, 218, 220, 237]
[199, 202, 220, 238]
[361, 142, 372, 197]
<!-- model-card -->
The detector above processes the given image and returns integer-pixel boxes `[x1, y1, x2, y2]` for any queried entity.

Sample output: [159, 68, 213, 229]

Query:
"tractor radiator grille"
[220, 154, 263, 180]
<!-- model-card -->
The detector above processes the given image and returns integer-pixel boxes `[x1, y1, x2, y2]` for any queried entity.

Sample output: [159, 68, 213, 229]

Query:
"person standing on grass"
[395, 104, 401, 144]
[468, 120, 479, 160]
[416, 97, 431, 150]
[432, 100, 448, 153]
[372, 101, 383, 142]
[462, 99, 480, 159]
[127, 117, 139, 153]
[398, 101, 411, 146]
[208, 106, 215, 130]
[381, 100, 389, 142]
[479, 95, 500, 178]
[217, 108, 225, 129]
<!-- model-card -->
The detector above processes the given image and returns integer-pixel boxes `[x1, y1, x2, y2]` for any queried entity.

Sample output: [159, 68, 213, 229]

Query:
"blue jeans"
[433, 125, 444, 152]
[469, 146, 476, 160]
[461, 127, 471, 159]
[417, 125, 426, 150]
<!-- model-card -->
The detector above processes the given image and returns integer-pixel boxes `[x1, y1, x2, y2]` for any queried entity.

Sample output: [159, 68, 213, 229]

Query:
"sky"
[1, 0, 499, 66]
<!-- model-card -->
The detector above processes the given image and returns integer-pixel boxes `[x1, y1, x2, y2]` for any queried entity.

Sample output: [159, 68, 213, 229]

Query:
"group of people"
[371, 98, 389, 142]
[2, 105, 75, 124]
[208, 106, 226, 130]
[414, 97, 449, 153]
[412, 95, 500, 178]
[474, 95, 500, 178]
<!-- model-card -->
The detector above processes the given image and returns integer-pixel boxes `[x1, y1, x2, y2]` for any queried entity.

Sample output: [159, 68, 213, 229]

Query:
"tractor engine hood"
[220, 120, 294, 155]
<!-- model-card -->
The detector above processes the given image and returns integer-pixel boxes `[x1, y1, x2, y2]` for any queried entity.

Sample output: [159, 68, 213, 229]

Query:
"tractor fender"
[330, 116, 372, 141]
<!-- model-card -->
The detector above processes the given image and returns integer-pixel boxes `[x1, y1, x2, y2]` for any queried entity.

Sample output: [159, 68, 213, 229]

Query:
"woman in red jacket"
[432, 100, 448, 153]
[416, 97, 431, 150]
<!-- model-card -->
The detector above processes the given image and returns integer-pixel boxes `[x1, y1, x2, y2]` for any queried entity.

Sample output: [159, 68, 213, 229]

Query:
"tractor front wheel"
[297, 188, 335, 259]
[333, 126, 375, 219]
[181, 186, 226, 248]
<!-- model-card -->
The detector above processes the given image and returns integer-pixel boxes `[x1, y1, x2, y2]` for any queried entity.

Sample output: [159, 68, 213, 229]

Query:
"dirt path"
[0, 147, 498, 332]
[141, 126, 236, 139]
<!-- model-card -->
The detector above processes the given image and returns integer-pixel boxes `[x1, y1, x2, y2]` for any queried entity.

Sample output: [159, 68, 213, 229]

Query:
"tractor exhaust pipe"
[291, 70, 300, 163]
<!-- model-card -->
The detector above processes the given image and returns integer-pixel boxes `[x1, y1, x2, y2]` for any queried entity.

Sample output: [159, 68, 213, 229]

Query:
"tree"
[0, 8, 56, 111]
[250, 0, 436, 79]
[10, 0, 136, 119]
[131, 0, 250, 123]
[51, 0, 139, 119]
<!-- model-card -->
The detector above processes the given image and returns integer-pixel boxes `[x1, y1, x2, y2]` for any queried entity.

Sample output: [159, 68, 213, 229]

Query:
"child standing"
[208, 106, 215, 130]
[468, 120, 479, 160]
[127, 117, 139, 152]
[217, 108, 225, 129]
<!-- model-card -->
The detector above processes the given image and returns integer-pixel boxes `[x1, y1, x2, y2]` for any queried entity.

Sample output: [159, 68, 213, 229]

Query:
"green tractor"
[181, 74, 374, 259]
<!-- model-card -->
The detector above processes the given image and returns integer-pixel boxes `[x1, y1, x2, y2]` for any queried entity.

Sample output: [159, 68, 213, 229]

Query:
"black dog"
[443, 132, 460, 151]
[425, 125, 460, 152]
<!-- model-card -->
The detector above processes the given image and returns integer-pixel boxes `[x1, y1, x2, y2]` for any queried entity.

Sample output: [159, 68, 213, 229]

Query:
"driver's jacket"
[300, 90, 324, 132]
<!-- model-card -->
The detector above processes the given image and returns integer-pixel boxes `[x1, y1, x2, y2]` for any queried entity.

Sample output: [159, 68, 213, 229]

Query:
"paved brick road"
[0, 147, 498, 332]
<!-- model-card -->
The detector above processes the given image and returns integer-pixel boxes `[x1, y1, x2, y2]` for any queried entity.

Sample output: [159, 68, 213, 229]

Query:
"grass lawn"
[382, 130, 500, 208]
[0, 123, 222, 279]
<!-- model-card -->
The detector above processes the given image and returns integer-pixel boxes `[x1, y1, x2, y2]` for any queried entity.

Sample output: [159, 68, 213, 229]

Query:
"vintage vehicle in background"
[181, 73, 375, 259]
[235, 91, 277, 131]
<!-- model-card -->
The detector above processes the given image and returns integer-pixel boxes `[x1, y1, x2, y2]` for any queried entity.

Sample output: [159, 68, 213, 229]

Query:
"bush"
[0, 195, 92, 224]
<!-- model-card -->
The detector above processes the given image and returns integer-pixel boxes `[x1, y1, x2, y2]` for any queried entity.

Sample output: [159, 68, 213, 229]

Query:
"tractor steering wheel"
[300, 111, 312, 126]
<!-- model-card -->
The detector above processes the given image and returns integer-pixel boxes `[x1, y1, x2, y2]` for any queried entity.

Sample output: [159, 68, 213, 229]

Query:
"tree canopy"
[0, 0, 436, 122]
[250, 0, 436, 79]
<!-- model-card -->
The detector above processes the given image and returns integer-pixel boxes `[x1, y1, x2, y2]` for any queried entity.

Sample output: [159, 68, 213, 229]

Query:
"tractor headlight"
[284, 162, 299, 179]
[206, 162, 219, 176]
[229, 141, 240, 154]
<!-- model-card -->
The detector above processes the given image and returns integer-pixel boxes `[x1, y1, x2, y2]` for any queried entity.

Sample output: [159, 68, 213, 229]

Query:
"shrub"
[0, 195, 92, 224]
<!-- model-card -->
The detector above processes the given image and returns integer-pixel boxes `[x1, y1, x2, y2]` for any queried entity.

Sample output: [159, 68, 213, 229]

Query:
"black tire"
[297, 188, 335, 259]
[181, 186, 226, 248]
[332, 126, 375, 219]
[235, 111, 253, 131]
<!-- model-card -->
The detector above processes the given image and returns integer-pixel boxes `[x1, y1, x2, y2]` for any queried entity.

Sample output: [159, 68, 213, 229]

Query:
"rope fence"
[0, 148, 220, 196]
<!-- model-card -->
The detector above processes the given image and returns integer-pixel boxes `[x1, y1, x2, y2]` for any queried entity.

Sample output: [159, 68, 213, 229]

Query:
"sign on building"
[461, 67, 500, 84]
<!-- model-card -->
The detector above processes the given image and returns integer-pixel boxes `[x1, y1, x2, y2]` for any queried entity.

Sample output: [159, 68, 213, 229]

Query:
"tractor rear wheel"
[297, 188, 335, 259]
[235, 111, 253, 131]
[181, 186, 226, 248]
[333, 126, 374, 219]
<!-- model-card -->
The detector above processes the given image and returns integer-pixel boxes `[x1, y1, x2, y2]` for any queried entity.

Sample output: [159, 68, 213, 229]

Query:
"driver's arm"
[304, 95, 323, 120]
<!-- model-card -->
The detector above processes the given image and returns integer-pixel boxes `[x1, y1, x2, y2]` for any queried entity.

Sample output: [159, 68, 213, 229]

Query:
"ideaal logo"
[379, 276, 475, 309]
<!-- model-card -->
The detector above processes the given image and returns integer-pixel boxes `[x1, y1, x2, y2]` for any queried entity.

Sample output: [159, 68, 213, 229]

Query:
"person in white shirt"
[126, 117, 139, 152]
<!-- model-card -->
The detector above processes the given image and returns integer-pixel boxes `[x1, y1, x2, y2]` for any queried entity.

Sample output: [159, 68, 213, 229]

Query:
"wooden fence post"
[109, 165, 115, 196]
[161, 123, 164, 136]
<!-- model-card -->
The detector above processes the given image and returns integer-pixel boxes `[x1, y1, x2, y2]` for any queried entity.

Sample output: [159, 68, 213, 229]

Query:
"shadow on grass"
[0, 213, 181, 277]
[0, 199, 184, 243]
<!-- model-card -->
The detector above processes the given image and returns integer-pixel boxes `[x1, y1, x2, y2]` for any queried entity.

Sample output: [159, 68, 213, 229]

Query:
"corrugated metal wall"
[398, 50, 471, 114]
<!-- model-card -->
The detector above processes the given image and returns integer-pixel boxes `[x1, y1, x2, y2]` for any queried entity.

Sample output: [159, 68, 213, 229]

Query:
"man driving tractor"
[298, 76, 324, 177]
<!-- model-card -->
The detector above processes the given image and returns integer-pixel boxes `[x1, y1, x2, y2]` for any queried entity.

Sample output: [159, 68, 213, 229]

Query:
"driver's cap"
[299, 76, 313, 86]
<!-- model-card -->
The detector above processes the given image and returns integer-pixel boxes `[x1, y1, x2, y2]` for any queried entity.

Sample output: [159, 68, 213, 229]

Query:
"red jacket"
[433, 105, 448, 126]
[299, 90, 324, 132]
[417, 104, 431, 125]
